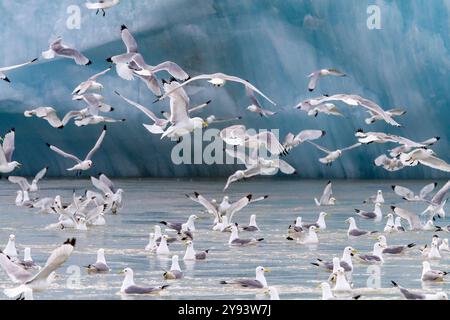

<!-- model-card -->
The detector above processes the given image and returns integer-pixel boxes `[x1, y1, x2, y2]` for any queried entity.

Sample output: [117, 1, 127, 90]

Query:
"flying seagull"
[0, 58, 38, 83]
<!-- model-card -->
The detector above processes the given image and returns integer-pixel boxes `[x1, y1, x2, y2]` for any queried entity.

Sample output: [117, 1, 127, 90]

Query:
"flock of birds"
[0, 2, 449, 300]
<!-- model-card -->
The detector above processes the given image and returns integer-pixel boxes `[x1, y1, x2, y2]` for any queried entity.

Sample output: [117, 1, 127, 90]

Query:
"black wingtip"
[194, 191, 200, 197]
[114, 91, 120, 96]
[356, 128, 364, 133]
[64, 238, 76, 247]
[391, 185, 395, 190]
[390, 205, 396, 211]
[308, 88, 314, 92]
[31, 58, 38, 63]
[246, 194, 252, 201]
[103, 125, 107, 131]
[206, 100, 212, 105]
[121, 24, 127, 31]
[322, 130, 326, 136]
[408, 243, 416, 248]
[58, 125, 64, 129]
[160, 221, 167, 226]
[391, 280, 398, 287]
[3, 77, 11, 83]
[435, 136, 440, 141]
[86, 60, 92, 66]
[286, 236, 294, 241]
[220, 281, 228, 285]
[169, 76, 177, 83]
[257, 238, 264, 242]
[106, 57, 113, 63]
[161, 285, 170, 290]
[46, 143, 51, 147]
[352, 295, 361, 300]
[310, 263, 319, 267]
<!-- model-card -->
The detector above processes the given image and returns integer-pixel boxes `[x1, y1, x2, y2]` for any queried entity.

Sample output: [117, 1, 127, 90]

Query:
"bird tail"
[407, 243, 416, 248]
[4, 285, 27, 298]
[257, 238, 264, 242]
[352, 295, 362, 300]
[391, 280, 398, 287]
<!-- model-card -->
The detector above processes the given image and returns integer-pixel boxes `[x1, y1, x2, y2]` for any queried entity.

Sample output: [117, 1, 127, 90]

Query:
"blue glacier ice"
[0, 0, 448, 178]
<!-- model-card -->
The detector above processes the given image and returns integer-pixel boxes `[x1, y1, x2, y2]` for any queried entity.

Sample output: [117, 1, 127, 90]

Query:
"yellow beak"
[202, 121, 209, 128]
[264, 268, 271, 273]
[351, 249, 358, 254]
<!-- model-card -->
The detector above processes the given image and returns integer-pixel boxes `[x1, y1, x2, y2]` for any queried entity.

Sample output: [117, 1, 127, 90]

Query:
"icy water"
[0, 178, 449, 300]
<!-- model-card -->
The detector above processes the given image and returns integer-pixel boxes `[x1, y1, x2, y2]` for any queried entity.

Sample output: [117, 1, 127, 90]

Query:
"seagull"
[426, 240, 441, 260]
[320, 282, 360, 300]
[389, 137, 440, 158]
[355, 242, 386, 264]
[24, 107, 80, 129]
[72, 67, 112, 95]
[400, 148, 450, 172]
[365, 108, 406, 124]
[160, 214, 198, 233]
[74, 115, 125, 127]
[8, 167, 48, 193]
[156, 235, 171, 256]
[391, 206, 442, 231]
[72, 93, 114, 114]
[119, 268, 169, 295]
[0, 128, 21, 173]
[145, 233, 157, 252]
[333, 267, 352, 293]
[439, 239, 449, 252]
[155, 72, 276, 106]
[300, 212, 328, 229]
[264, 287, 280, 300]
[42, 37, 91, 65]
[3, 234, 18, 258]
[376, 235, 415, 255]
[287, 217, 304, 239]
[220, 266, 270, 288]
[106, 25, 139, 81]
[314, 180, 336, 206]
[220, 125, 288, 156]
[296, 226, 320, 244]
[307, 69, 346, 92]
[242, 214, 260, 232]
[394, 217, 405, 232]
[205, 115, 242, 125]
[283, 130, 325, 152]
[421, 180, 450, 218]
[421, 261, 447, 282]
[228, 224, 264, 246]
[311, 246, 356, 273]
[384, 213, 396, 233]
[16, 248, 39, 270]
[374, 154, 405, 171]
[306, 103, 344, 118]
[245, 85, 277, 117]
[308, 141, 361, 165]
[115, 91, 169, 134]
[355, 130, 427, 148]
[131, 56, 189, 82]
[46, 125, 107, 174]
[345, 217, 377, 237]
[296, 94, 402, 127]
[0, 58, 38, 83]
[363, 190, 384, 204]
[91, 174, 124, 214]
[2, 238, 76, 299]
[354, 203, 383, 221]
[392, 183, 437, 202]
[163, 255, 183, 280]
[183, 241, 209, 260]
[85, 248, 110, 273]
[85, 0, 120, 16]
[391, 281, 447, 300]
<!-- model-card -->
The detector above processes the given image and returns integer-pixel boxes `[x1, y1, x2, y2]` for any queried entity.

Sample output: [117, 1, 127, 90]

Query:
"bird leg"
[102, 9, 106, 16]
[96, 9, 99, 15]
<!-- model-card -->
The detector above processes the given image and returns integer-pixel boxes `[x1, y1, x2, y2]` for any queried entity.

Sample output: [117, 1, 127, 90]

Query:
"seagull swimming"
[391, 281, 447, 300]
[42, 37, 91, 65]
[355, 242, 386, 264]
[421, 261, 447, 282]
[119, 267, 169, 295]
[354, 203, 383, 221]
[376, 235, 415, 255]
[242, 214, 260, 232]
[163, 255, 183, 280]
[346, 217, 377, 237]
[183, 241, 209, 261]
[363, 190, 384, 204]
[228, 224, 264, 246]
[46, 125, 107, 174]
[220, 266, 270, 289]
[85, 248, 110, 273]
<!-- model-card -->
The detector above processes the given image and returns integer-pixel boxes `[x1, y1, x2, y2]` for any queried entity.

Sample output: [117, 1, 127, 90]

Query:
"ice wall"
[0, 0, 449, 178]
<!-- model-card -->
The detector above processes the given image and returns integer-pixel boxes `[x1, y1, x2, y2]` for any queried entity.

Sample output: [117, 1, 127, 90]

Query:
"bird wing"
[34, 167, 48, 182]
[227, 195, 252, 221]
[151, 61, 189, 81]
[0, 58, 37, 72]
[392, 185, 415, 199]
[276, 159, 296, 174]
[252, 131, 286, 156]
[115, 91, 162, 123]
[431, 180, 450, 204]
[48, 144, 81, 163]
[0, 253, 32, 283]
[392, 206, 422, 230]
[418, 155, 450, 172]
[2, 129, 15, 162]
[356, 97, 401, 127]
[189, 192, 218, 217]
[8, 176, 30, 191]
[99, 174, 115, 193]
[121, 26, 138, 53]
[341, 143, 362, 152]
[221, 74, 276, 106]
[91, 176, 112, 194]
[374, 154, 389, 167]
[386, 108, 406, 116]
[295, 130, 325, 143]
[220, 125, 247, 146]
[307, 141, 331, 154]
[245, 85, 261, 108]
[419, 183, 437, 199]
[86, 126, 107, 160]
[169, 95, 190, 125]
[57, 48, 90, 65]
[283, 133, 295, 146]
[307, 72, 319, 91]
[26, 240, 75, 284]
[320, 181, 332, 204]
[134, 73, 162, 96]
[225, 148, 251, 165]
[89, 67, 112, 80]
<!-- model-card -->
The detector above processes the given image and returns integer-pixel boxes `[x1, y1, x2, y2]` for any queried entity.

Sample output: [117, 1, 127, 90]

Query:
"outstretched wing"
[91, 176, 112, 194]
[295, 130, 325, 143]
[151, 61, 189, 81]
[307, 72, 319, 92]
[99, 174, 116, 193]
[228, 195, 252, 221]
[392, 185, 415, 199]
[392, 206, 422, 230]
[34, 167, 48, 182]
[2, 129, 15, 162]
[320, 181, 332, 204]
[121, 26, 138, 53]
[252, 131, 286, 156]
[86, 126, 107, 160]
[341, 143, 362, 152]
[47, 144, 81, 163]
[8, 176, 30, 191]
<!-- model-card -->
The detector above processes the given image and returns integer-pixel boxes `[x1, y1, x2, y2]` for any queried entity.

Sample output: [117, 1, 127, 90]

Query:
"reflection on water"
[0, 178, 448, 300]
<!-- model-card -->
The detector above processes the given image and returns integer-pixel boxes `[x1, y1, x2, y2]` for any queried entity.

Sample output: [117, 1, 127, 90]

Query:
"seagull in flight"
[307, 69, 346, 92]
[24, 107, 80, 129]
[283, 130, 325, 152]
[0, 128, 21, 174]
[42, 37, 91, 65]
[399, 148, 450, 173]
[8, 167, 48, 193]
[85, 0, 120, 16]
[72, 67, 112, 95]
[46, 126, 107, 174]
[0, 58, 38, 83]
[308, 141, 362, 165]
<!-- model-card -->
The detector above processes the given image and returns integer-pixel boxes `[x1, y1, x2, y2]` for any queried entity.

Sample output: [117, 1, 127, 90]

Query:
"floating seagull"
[296, 94, 402, 127]
[346, 217, 377, 237]
[400, 148, 450, 172]
[264, 286, 280, 300]
[183, 241, 209, 261]
[392, 183, 437, 202]
[308, 141, 361, 165]
[0, 128, 21, 173]
[292, 226, 319, 245]
[221, 125, 287, 156]
[16, 248, 39, 270]
[85, 248, 110, 273]
[3, 234, 18, 258]
[2, 238, 75, 299]
[156, 235, 171, 255]
[374, 154, 405, 171]
[160, 214, 198, 233]
[354, 203, 382, 221]
[242, 215, 259, 232]
[85, 0, 120, 16]
[0, 58, 38, 83]
[8, 167, 48, 193]
[245, 85, 276, 117]
[228, 224, 264, 246]
[145, 233, 157, 252]
[311, 247, 356, 273]
[363, 190, 384, 204]
[355, 242, 386, 264]
[283, 130, 325, 152]
[391, 206, 442, 231]
[376, 235, 415, 255]
[307, 69, 346, 92]
[391, 281, 447, 300]
[426, 240, 441, 260]
[365, 108, 406, 125]
[300, 212, 328, 230]
[421, 261, 447, 282]
[287, 217, 304, 239]
[320, 282, 360, 300]
[314, 181, 336, 206]
[220, 266, 270, 289]
[72, 67, 111, 95]
[306, 103, 344, 118]
[42, 37, 91, 65]
[46, 125, 107, 174]
[155, 73, 276, 106]
[439, 239, 449, 252]
[163, 255, 183, 280]
[333, 267, 352, 293]
[389, 137, 440, 158]
[395, 217, 405, 232]
[24, 107, 80, 129]
[384, 213, 396, 233]
[119, 268, 169, 295]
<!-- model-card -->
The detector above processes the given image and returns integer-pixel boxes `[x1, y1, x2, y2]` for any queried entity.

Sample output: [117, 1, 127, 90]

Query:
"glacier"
[0, 0, 449, 178]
